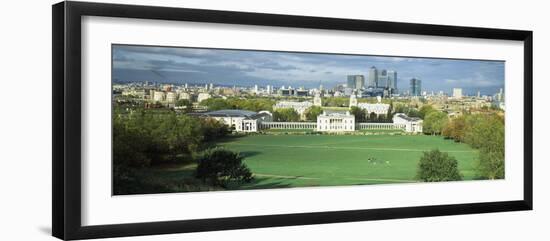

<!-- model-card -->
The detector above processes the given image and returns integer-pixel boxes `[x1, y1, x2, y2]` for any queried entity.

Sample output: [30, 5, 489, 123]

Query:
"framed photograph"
[52, 1, 533, 240]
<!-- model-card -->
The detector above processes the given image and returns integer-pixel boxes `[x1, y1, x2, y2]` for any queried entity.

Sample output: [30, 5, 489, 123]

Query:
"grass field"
[217, 134, 479, 190]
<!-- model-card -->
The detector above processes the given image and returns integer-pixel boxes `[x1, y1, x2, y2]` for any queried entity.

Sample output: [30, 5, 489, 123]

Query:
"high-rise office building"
[410, 78, 422, 96]
[347, 75, 356, 89]
[347, 75, 365, 89]
[378, 69, 388, 88]
[387, 70, 397, 90]
[368, 66, 378, 88]
[453, 88, 463, 99]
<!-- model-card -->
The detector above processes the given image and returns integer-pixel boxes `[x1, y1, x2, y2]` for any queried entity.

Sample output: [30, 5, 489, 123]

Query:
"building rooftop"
[200, 109, 257, 117]
[320, 110, 353, 117]
[191, 109, 272, 120]
[394, 113, 422, 122]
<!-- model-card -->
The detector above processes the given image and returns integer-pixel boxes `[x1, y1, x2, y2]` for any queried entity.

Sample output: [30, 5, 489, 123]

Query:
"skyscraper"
[378, 69, 388, 88]
[347, 76, 355, 89]
[453, 88, 463, 99]
[387, 70, 397, 91]
[347, 75, 365, 89]
[368, 66, 378, 88]
[410, 78, 422, 96]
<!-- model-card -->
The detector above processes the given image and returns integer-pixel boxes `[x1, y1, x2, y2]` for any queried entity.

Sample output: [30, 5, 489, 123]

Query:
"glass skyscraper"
[368, 66, 378, 88]
[410, 78, 422, 96]
[347, 75, 365, 89]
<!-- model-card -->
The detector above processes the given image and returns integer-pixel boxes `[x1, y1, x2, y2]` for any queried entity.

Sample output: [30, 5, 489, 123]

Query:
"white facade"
[392, 113, 423, 133]
[199, 110, 272, 133]
[178, 92, 191, 100]
[121, 89, 145, 98]
[316, 111, 355, 132]
[357, 103, 390, 115]
[152, 91, 165, 102]
[273, 101, 313, 120]
[197, 93, 211, 103]
[166, 92, 177, 103]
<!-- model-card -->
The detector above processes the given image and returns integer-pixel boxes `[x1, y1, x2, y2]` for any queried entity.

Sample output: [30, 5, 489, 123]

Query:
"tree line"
[113, 109, 253, 194]
[200, 97, 275, 112]
[418, 106, 505, 180]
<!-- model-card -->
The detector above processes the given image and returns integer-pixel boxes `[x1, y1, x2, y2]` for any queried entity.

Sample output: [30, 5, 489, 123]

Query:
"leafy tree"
[423, 111, 448, 135]
[416, 149, 463, 182]
[322, 97, 348, 107]
[273, 108, 300, 122]
[368, 112, 377, 121]
[419, 105, 435, 119]
[305, 106, 323, 121]
[201, 98, 234, 110]
[226, 97, 275, 112]
[386, 101, 394, 121]
[442, 115, 466, 142]
[440, 112, 505, 179]
[195, 148, 253, 187]
[200, 118, 231, 142]
[349, 106, 366, 122]
[407, 108, 421, 118]
[464, 114, 505, 179]
[478, 144, 505, 180]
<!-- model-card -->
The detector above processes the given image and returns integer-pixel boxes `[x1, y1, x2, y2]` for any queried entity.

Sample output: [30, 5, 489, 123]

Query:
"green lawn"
[218, 134, 479, 190]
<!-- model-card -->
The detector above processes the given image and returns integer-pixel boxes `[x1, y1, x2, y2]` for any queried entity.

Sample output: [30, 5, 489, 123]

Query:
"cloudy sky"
[113, 45, 505, 95]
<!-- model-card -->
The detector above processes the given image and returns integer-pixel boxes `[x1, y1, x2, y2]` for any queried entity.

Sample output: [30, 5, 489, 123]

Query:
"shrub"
[195, 148, 253, 187]
[416, 149, 463, 182]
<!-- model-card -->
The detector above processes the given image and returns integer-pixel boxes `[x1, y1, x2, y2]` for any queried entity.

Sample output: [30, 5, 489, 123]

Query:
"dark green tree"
[386, 101, 394, 122]
[305, 106, 323, 121]
[423, 111, 448, 135]
[349, 106, 366, 122]
[201, 98, 234, 110]
[273, 108, 300, 122]
[465, 114, 505, 179]
[419, 105, 435, 119]
[176, 99, 193, 112]
[416, 149, 463, 182]
[195, 148, 253, 187]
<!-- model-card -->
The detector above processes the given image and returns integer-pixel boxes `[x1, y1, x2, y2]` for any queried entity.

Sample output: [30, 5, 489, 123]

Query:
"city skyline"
[113, 45, 505, 95]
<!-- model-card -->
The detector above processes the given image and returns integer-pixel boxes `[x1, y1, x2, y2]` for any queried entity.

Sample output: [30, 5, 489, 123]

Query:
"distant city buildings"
[278, 86, 308, 97]
[360, 66, 398, 97]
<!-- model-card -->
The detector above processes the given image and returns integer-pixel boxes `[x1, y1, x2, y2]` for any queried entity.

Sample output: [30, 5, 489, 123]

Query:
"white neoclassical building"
[392, 113, 423, 133]
[316, 110, 355, 132]
[195, 109, 272, 132]
[166, 92, 178, 104]
[349, 95, 389, 116]
[197, 93, 211, 103]
[273, 101, 313, 120]
[152, 91, 166, 102]
[357, 103, 390, 115]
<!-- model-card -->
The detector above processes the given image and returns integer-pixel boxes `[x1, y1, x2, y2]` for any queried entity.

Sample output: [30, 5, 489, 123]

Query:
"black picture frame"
[52, 1, 533, 240]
